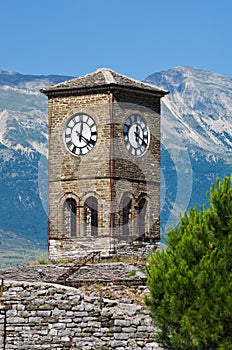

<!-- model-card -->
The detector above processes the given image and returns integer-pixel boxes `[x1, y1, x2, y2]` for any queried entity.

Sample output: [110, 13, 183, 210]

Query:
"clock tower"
[41, 68, 167, 262]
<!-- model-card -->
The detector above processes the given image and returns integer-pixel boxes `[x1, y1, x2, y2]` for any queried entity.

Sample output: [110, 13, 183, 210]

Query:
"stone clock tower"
[41, 68, 167, 262]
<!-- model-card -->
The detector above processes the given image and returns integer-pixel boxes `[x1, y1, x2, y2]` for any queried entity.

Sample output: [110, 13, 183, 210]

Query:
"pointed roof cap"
[40, 68, 168, 97]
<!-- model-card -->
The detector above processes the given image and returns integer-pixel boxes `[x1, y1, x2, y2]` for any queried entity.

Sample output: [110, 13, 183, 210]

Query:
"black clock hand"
[86, 138, 95, 147]
[80, 134, 89, 144]
[134, 131, 147, 146]
[135, 125, 140, 142]
[80, 133, 95, 147]
[76, 130, 88, 143]
[79, 121, 83, 142]
[76, 130, 95, 148]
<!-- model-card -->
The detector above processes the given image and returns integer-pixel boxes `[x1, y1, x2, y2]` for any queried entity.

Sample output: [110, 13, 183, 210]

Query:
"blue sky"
[1, 0, 231, 80]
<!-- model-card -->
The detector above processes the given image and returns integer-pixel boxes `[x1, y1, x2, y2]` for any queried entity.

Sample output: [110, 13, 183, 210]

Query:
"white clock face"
[64, 113, 97, 156]
[123, 115, 149, 156]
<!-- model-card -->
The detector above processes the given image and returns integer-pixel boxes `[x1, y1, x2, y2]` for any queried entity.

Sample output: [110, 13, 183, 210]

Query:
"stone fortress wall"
[0, 259, 163, 350]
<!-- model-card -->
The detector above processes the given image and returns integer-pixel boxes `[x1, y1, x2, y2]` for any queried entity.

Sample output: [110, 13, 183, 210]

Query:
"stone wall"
[0, 280, 163, 350]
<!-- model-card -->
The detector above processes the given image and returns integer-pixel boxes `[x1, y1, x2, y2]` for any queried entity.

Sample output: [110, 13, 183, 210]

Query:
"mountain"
[1, 66, 232, 265]
[145, 66, 232, 234]
[0, 70, 73, 266]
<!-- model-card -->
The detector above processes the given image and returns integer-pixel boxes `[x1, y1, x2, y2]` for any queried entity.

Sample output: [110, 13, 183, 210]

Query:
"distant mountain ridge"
[145, 66, 232, 232]
[146, 66, 232, 154]
[0, 70, 73, 89]
[0, 66, 232, 265]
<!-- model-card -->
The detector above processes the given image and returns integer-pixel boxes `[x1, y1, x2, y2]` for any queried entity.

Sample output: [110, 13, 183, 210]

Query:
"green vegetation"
[145, 176, 232, 350]
[0, 230, 47, 267]
[102, 254, 146, 264]
[129, 269, 136, 277]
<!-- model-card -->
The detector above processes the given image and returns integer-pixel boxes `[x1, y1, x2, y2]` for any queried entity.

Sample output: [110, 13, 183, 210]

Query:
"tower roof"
[40, 68, 168, 97]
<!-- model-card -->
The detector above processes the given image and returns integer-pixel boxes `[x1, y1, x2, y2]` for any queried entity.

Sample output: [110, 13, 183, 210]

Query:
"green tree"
[145, 176, 232, 350]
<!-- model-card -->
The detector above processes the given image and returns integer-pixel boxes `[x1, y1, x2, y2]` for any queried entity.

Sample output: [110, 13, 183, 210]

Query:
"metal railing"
[57, 251, 101, 284]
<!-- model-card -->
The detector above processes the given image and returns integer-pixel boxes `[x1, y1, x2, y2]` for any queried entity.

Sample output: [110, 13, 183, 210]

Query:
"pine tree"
[145, 176, 232, 350]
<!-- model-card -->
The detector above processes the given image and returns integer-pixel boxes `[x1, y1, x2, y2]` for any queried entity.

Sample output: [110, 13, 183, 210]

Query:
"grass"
[129, 270, 136, 277]
[0, 231, 48, 268]
[102, 254, 147, 264]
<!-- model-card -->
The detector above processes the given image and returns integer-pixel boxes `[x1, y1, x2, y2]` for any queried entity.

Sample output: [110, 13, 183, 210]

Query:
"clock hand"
[80, 133, 95, 147]
[76, 130, 88, 143]
[85, 137, 95, 147]
[75, 130, 95, 147]
[79, 121, 83, 142]
[79, 134, 89, 144]
[81, 136, 96, 151]
[134, 131, 147, 146]
[135, 125, 140, 142]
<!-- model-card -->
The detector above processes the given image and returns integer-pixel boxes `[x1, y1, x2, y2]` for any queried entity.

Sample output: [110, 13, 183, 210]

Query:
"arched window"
[120, 195, 132, 236]
[63, 198, 77, 237]
[138, 198, 147, 237]
[84, 197, 98, 236]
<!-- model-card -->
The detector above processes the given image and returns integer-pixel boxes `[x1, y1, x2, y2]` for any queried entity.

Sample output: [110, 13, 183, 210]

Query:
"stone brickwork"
[42, 68, 166, 262]
[0, 261, 150, 289]
[0, 280, 163, 350]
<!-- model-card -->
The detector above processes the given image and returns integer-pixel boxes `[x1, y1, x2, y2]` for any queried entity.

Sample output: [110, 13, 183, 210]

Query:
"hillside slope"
[145, 66, 232, 233]
[0, 71, 72, 265]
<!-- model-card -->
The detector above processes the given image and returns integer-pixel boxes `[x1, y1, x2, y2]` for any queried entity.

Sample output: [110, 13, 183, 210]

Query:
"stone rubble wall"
[112, 241, 159, 260]
[0, 262, 147, 288]
[0, 280, 163, 350]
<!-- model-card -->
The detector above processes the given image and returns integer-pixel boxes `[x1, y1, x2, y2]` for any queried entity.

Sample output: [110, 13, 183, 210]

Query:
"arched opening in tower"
[63, 198, 77, 237]
[84, 196, 98, 236]
[138, 197, 147, 237]
[120, 195, 132, 237]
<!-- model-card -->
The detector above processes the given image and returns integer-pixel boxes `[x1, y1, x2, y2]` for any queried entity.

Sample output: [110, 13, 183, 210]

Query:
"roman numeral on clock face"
[89, 139, 96, 146]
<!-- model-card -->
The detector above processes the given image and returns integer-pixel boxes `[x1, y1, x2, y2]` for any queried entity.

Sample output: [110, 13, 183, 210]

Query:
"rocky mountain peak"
[146, 66, 232, 154]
